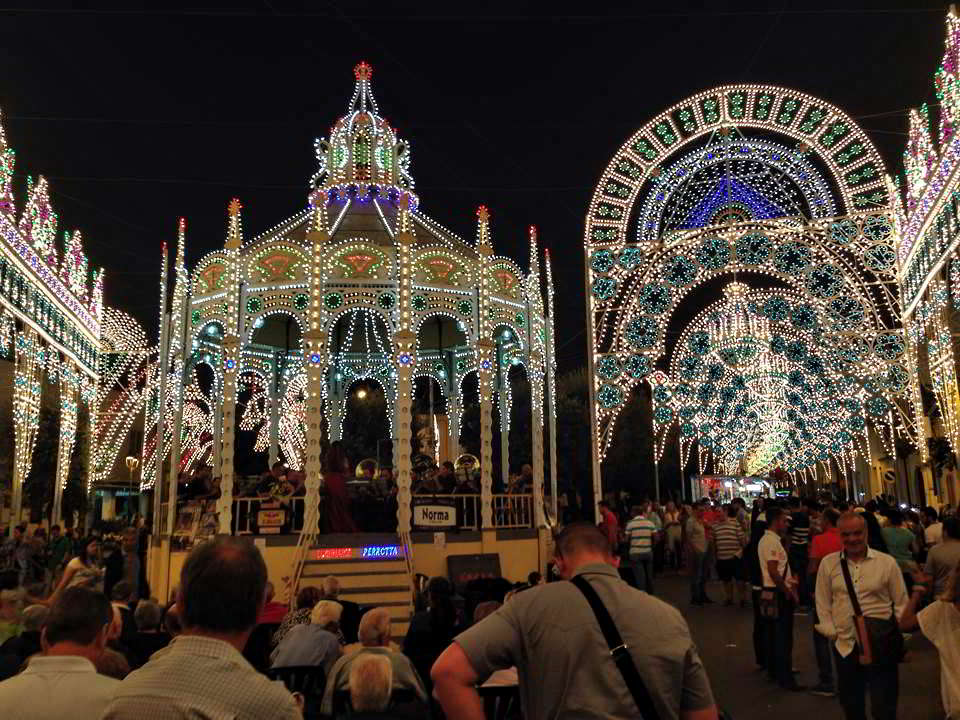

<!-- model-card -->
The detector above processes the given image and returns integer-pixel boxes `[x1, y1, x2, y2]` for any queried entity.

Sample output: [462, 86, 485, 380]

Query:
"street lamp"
[125, 456, 140, 519]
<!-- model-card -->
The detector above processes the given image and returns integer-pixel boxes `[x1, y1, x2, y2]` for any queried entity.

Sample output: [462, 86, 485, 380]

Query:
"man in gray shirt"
[432, 522, 718, 720]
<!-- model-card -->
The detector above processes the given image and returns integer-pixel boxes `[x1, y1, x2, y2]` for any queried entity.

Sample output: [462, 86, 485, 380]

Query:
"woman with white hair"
[270, 600, 343, 673]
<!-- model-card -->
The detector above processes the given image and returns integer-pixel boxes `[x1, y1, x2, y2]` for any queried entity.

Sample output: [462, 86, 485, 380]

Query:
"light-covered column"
[326, 383, 344, 442]
[544, 249, 559, 522]
[151, 245, 171, 537]
[497, 369, 510, 492]
[52, 364, 79, 525]
[475, 206, 495, 528]
[446, 394, 461, 458]
[216, 199, 243, 534]
[476, 339, 495, 528]
[165, 220, 191, 538]
[526, 226, 546, 528]
[268, 362, 280, 467]
[11, 328, 43, 524]
[393, 194, 416, 533]
[304, 190, 331, 534]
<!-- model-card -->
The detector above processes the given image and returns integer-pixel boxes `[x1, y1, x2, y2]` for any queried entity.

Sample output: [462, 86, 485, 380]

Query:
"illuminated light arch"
[412, 245, 476, 287]
[585, 84, 910, 493]
[585, 84, 891, 251]
[244, 242, 309, 285]
[245, 308, 306, 348]
[414, 310, 474, 346]
[192, 251, 230, 296]
[324, 304, 395, 344]
[326, 239, 391, 281]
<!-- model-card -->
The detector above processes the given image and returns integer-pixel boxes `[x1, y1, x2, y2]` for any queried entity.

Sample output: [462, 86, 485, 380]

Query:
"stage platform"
[146, 528, 549, 636]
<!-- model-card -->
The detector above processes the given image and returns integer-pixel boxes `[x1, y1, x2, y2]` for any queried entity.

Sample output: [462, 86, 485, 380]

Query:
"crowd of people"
[599, 491, 960, 719]
[0, 487, 958, 719]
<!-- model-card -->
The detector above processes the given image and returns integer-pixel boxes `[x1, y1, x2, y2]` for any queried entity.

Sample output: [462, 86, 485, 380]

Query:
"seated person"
[0, 604, 46, 681]
[344, 654, 400, 719]
[127, 600, 171, 669]
[321, 608, 427, 717]
[273, 586, 323, 648]
[437, 462, 457, 494]
[258, 581, 288, 625]
[270, 600, 342, 673]
[286, 470, 306, 497]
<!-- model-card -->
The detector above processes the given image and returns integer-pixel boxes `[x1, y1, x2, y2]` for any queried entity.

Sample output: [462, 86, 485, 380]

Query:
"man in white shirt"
[924, 507, 943, 548]
[0, 586, 118, 720]
[759, 505, 802, 691]
[815, 512, 907, 720]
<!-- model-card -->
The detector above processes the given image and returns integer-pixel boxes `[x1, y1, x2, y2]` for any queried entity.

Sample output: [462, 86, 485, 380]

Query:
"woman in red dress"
[322, 442, 358, 533]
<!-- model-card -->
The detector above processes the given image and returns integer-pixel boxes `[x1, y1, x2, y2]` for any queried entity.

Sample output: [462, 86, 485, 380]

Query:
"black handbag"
[839, 556, 904, 666]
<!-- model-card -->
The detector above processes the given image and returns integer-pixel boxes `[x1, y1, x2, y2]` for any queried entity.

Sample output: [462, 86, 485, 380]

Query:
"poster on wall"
[447, 553, 502, 590]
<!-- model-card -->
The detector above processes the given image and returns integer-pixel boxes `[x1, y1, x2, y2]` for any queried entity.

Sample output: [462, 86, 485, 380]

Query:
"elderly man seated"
[270, 600, 342, 673]
[321, 607, 427, 717]
[348, 655, 395, 718]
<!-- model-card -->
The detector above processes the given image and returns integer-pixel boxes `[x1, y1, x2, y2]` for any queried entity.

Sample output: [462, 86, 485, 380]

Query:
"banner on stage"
[412, 497, 456, 528]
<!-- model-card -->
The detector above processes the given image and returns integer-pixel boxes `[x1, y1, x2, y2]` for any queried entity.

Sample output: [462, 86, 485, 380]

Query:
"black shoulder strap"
[839, 556, 863, 617]
[570, 574, 661, 720]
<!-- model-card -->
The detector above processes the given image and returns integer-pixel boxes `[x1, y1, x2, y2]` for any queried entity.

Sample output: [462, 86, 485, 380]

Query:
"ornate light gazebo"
[145, 62, 557, 535]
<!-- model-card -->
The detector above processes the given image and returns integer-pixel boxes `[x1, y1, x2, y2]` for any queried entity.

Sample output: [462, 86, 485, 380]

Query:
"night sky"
[0, 3, 947, 372]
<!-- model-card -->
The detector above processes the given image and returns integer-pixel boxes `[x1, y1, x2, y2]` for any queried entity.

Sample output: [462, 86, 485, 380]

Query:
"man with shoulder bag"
[815, 511, 908, 720]
[432, 521, 719, 720]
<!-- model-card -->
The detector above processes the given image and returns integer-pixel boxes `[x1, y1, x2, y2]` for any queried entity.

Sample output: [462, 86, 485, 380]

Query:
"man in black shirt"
[787, 498, 811, 608]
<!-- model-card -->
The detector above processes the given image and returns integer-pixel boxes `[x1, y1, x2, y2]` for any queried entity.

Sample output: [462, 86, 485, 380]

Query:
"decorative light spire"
[0, 108, 15, 216]
[903, 106, 938, 213]
[311, 63, 414, 195]
[397, 192, 415, 236]
[936, 9, 960, 146]
[476, 205, 491, 254]
[348, 61, 379, 115]
[19, 176, 58, 268]
[226, 198, 242, 249]
[308, 188, 329, 234]
[528, 225, 540, 277]
[175, 217, 187, 272]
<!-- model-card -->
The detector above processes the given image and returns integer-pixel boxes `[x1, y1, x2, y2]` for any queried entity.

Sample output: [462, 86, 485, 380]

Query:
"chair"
[478, 684, 519, 720]
[243, 623, 279, 673]
[331, 687, 422, 719]
[268, 665, 326, 719]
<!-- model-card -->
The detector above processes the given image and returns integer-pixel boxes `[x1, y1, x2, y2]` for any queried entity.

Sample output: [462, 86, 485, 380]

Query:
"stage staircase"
[292, 532, 415, 643]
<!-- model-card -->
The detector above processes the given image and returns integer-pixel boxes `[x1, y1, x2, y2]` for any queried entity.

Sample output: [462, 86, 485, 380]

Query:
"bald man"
[321, 607, 427, 716]
[815, 512, 908, 720]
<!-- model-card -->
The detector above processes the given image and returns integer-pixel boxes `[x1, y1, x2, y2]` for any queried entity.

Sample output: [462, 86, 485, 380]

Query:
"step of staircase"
[297, 534, 413, 641]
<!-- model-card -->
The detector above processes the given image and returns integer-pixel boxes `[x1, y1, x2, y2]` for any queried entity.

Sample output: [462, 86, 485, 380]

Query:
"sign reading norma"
[412, 497, 456, 528]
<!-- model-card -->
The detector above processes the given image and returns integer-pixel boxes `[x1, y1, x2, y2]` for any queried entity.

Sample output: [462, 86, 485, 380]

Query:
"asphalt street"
[653, 572, 944, 720]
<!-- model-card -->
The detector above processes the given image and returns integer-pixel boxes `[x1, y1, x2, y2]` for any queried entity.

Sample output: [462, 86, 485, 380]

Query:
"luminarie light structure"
[144, 62, 555, 534]
[0, 109, 109, 523]
[584, 84, 912, 500]
[896, 9, 960, 506]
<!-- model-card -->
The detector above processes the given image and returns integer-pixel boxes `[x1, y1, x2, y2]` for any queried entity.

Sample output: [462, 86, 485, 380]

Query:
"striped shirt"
[789, 511, 810, 546]
[713, 519, 746, 560]
[625, 516, 657, 557]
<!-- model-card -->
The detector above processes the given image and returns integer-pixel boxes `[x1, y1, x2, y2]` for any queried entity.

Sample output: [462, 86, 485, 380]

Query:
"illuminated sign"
[311, 545, 404, 561]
